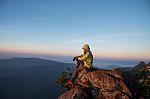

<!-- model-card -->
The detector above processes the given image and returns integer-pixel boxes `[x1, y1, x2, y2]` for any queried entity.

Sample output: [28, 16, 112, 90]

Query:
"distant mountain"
[0, 57, 71, 68]
[117, 61, 147, 72]
[133, 61, 146, 69]
[0, 57, 74, 99]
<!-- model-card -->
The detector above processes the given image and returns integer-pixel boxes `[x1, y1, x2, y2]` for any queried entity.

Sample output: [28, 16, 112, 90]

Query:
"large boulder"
[58, 69, 132, 99]
[78, 69, 132, 99]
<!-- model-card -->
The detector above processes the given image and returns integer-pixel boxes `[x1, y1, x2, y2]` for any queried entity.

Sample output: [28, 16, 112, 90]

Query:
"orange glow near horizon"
[0, 47, 149, 61]
[93, 50, 150, 60]
[0, 47, 79, 57]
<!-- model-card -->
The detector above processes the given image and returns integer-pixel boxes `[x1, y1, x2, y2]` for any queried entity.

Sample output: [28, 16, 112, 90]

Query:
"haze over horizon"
[0, 0, 150, 61]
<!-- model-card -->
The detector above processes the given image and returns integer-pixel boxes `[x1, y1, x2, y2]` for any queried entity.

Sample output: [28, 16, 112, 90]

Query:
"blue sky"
[0, 0, 150, 60]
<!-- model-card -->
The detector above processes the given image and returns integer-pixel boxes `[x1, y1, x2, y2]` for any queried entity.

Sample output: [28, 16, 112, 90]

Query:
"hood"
[82, 44, 90, 51]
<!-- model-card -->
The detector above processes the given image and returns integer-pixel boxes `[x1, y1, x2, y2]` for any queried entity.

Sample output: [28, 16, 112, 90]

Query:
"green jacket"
[77, 44, 93, 68]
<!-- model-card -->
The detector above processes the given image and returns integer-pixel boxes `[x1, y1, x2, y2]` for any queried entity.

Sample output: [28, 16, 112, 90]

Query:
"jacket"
[77, 44, 93, 68]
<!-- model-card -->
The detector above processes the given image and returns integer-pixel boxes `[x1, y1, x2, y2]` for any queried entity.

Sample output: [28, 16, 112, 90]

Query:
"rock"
[78, 69, 132, 99]
[58, 69, 132, 99]
[98, 90, 130, 99]
[58, 85, 92, 99]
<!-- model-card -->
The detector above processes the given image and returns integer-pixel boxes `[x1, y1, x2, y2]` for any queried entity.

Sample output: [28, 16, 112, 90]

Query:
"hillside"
[0, 57, 74, 99]
[121, 61, 150, 98]
[0, 58, 149, 99]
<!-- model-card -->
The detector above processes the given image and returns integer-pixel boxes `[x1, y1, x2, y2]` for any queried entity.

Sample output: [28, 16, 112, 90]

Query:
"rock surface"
[58, 85, 93, 99]
[58, 69, 132, 99]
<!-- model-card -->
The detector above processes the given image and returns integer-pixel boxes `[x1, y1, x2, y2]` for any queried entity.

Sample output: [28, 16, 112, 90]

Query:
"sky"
[0, 0, 150, 61]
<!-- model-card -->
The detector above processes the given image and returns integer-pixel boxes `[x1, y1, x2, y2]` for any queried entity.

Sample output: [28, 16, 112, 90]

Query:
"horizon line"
[0, 50, 149, 61]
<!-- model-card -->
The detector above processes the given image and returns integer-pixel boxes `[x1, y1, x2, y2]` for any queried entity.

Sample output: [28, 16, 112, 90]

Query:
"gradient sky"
[0, 0, 150, 60]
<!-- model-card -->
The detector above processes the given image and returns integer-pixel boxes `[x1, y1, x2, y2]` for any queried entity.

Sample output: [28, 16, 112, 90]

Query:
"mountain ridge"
[0, 57, 74, 99]
[0, 57, 149, 99]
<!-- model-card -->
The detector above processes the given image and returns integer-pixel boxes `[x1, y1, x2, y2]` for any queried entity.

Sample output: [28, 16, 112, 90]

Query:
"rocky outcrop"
[132, 61, 146, 71]
[78, 69, 132, 99]
[58, 69, 132, 99]
[121, 61, 150, 98]
[58, 85, 93, 99]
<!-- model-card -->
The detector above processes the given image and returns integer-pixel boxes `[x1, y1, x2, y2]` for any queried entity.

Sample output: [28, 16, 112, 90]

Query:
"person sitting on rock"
[72, 44, 93, 82]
